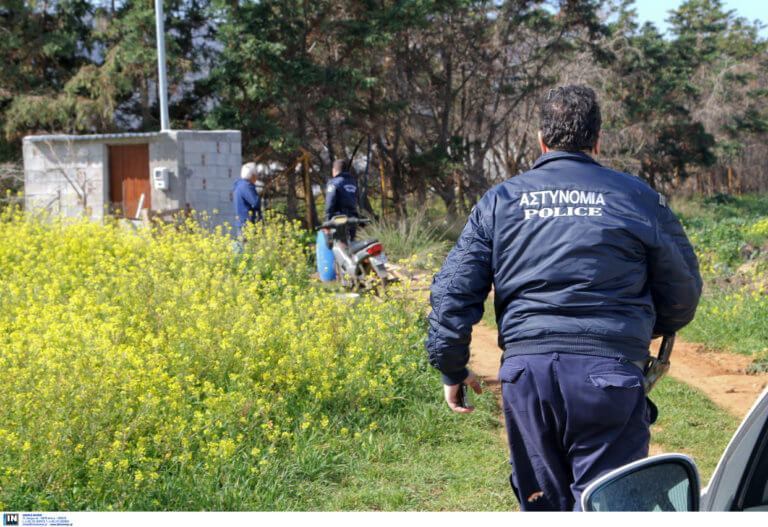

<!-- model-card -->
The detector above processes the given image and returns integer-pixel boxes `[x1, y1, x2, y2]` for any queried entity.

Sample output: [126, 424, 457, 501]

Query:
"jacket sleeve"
[647, 203, 703, 335]
[427, 202, 494, 385]
[324, 181, 338, 221]
[242, 183, 260, 208]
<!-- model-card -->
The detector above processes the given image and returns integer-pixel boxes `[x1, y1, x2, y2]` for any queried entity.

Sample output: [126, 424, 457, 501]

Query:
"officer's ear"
[538, 131, 549, 154]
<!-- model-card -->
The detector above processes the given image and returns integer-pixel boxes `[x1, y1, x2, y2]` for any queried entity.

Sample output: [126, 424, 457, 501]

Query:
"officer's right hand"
[444, 373, 483, 414]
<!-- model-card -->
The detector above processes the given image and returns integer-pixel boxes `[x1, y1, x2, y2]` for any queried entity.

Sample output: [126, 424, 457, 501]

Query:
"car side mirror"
[582, 454, 701, 511]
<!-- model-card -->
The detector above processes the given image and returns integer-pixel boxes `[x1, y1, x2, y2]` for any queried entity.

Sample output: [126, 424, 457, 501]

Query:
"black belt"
[631, 358, 649, 373]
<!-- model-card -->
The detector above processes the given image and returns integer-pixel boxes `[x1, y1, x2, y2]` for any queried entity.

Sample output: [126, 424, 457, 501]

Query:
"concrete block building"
[22, 130, 242, 229]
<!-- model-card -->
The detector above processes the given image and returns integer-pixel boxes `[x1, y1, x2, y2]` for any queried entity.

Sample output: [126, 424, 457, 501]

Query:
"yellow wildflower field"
[0, 209, 460, 510]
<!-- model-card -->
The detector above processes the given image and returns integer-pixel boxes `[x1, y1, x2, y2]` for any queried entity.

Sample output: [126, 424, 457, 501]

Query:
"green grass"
[339, 353, 737, 510]
[672, 193, 768, 359]
[360, 212, 451, 269]
[217, 371, 515, 511]
[681, 284, 768, 358]
[671, 193, 768, 224]
[673, 193, 768, 272]
[313, 385, 515, 510]
[650, 377, 741, 484]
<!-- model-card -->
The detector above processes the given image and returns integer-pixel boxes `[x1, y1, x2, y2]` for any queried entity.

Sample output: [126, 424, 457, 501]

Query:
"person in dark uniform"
[232, 162, 264, 238]
[426, 86, 702, 511]
[325, 158, 359, 240]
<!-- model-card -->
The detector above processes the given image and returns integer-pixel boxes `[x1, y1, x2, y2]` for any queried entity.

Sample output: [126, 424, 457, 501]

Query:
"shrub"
[361, 212, 449, 269]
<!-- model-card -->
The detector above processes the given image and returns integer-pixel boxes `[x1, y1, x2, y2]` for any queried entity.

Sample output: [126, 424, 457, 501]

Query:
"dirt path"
[667, 340, 768, 418]
[467, 324, 506, 401]
[468, 323, 768, 421]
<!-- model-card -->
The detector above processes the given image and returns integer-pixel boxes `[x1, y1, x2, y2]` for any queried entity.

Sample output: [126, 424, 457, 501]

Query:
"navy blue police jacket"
[233, 179, 262, 235]
[427, 151, 702, 385]
[325, 173, 359, 221]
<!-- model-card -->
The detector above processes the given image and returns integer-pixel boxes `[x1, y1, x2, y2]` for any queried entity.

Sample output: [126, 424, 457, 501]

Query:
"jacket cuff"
[441, 368, 469, 386]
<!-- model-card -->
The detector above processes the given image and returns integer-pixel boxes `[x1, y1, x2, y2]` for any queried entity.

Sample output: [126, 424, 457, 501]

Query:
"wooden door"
[108, 144, 151, 217]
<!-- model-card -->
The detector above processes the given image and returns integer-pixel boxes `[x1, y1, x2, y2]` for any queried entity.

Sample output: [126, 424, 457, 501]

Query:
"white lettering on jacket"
[520, 190, 605, 220]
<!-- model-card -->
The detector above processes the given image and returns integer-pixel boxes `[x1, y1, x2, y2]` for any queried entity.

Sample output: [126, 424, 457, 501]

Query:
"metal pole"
[155, 0, 171, 131]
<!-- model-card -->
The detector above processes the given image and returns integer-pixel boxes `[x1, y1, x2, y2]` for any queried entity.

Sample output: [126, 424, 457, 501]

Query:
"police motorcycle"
[316, 215, 394, 291]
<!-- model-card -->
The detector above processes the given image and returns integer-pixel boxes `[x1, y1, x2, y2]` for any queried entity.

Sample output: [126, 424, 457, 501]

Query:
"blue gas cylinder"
[316, 230, 336, 281]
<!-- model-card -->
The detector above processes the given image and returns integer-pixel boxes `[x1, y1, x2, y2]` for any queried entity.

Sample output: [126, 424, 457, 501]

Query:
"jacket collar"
[532, 151, 602, 170]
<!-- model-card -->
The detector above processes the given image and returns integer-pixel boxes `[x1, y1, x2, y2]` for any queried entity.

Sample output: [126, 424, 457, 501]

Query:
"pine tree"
[3, 0, 216, 144]
[0, 0, 94, 156]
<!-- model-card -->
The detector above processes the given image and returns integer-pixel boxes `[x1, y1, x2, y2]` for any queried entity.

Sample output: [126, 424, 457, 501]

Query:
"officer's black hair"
[333, 158, 351, 174]
[539, 86, 601, 152]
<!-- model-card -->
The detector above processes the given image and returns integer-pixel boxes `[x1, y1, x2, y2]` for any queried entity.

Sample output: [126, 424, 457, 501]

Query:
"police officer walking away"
[426, 86, 702, 511]
[233, 162, 264, 238]
[325, 158, 359, 239]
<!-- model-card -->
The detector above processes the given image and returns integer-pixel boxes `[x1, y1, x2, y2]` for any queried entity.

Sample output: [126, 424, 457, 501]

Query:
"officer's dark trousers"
[499, 352, 650, 511]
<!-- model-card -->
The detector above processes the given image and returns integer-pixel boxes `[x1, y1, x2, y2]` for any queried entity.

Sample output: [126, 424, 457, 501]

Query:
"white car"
[582, 386, 768, 511]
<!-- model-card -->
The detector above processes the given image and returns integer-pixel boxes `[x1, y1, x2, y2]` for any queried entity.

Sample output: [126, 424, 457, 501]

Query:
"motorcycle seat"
[350, 238, 379, 253]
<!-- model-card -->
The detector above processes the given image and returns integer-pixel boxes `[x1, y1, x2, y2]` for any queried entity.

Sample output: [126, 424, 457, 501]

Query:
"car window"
[704, 390, 768, 511]
[738, 418, 768, 511]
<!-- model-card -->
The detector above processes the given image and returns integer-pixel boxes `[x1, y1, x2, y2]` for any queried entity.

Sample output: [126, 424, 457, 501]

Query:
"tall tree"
[669, 0, 768, 192]
[0, 0, 94, 156]
[3, 0, 215, 141]
[596, 0, 716, 188]
[367, 0, 604, 216]
[207, 0, 400, 220]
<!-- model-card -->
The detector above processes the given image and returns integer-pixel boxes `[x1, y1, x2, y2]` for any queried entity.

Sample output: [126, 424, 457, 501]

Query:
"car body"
[582, 385, 768, 511]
